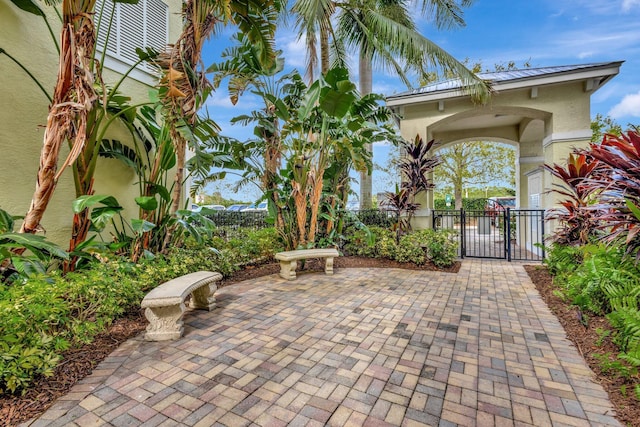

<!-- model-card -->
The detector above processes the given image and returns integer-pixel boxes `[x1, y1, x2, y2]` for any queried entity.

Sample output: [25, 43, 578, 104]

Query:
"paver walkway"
[25, 260, 621, 426]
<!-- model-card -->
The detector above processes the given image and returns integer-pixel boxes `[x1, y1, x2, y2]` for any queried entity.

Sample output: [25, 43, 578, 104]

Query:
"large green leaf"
[73, 195, 121, 213]
[135, 196, 158, 211]
[0, 233, 68, 259]
[9, 0, 44, 16]
[130, 219, 155, 234]
[90, 206, 122, 231]
[0, 208, 14, 233]
[319, 79, 356, 119]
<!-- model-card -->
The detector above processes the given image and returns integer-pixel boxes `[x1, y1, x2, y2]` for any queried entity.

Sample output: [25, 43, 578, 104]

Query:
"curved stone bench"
[275, 248, 340, 280]
[141, 271, 222, 341]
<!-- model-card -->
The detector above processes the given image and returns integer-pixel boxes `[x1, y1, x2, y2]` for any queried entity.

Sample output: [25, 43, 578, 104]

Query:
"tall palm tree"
[293, 0, 490, 208]
[157, 0, 281, 215]
[151, 0, 281, 254]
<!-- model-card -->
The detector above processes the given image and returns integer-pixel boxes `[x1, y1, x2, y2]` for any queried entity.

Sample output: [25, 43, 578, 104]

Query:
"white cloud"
[608, 90, 640, 118]
[278, 31, 307, 69]
[623, 0, 640, 12]
[204, 91, 235, 108]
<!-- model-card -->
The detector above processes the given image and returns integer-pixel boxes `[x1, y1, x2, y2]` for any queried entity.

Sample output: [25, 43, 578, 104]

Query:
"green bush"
[395, 233, 426, 264]
[376, 232, 397, 259]
[0, 227, 285, 395]
[422, 229, 459, 268]
[392, 229, 459, 267]
[545, 242, 640, 370]
[342, 226, 397, 258]
[0, 262, 145, 394]
[543, 243, 585, 278]
[0, 277, 70, 394]
[343, 227, 376, 257]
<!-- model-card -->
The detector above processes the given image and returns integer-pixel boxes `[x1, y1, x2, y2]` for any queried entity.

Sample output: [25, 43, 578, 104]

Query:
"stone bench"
[141, 271, 222, 341]
[274, 248, 340, 280]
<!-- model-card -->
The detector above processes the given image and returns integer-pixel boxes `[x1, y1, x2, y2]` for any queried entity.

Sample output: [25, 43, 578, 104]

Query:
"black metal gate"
[432, 208, 545, 261]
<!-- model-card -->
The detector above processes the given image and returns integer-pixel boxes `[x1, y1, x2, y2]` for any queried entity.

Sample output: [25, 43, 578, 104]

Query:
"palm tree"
[292, 0, 490, 208]
[152, 0, 281, 253]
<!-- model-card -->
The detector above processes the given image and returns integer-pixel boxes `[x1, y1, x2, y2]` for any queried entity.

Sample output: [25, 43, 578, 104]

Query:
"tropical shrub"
[0, 262, 144, 394]
[563, 244, 630, 315]
[543, 242, 585, 277]
[343, 227, 376, 257]
[395, 233, 426, 264]
[422, 229, 459, 268]
[382, 136, 440, 242]
[544, 153, 601, 246]
[584, 130, 640, 257]
[376, 232, 398, 260]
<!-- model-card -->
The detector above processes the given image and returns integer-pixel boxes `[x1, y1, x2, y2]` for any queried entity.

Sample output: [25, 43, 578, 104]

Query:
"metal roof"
[387, 61, 624, 101]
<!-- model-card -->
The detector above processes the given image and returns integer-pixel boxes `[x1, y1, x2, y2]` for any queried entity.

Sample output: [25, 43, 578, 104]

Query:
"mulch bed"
[1, 259, 637, 426]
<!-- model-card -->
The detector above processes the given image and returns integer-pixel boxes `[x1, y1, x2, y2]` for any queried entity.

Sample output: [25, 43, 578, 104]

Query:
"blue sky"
[199, 0, 640, 202]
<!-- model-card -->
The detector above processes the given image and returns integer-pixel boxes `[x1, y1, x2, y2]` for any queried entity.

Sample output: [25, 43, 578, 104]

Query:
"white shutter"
[118, 0, 145, 65]
[94, 0, 168, 72]
[95, 0, 117, 57]
[145, 0, 169, 51]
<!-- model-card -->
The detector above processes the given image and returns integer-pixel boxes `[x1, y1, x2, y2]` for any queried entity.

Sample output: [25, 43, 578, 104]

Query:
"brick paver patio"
[25, 260, 621, 426]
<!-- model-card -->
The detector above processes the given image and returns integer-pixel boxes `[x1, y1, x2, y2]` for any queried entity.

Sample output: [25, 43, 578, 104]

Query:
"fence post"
[506, 208, 512, 261]
[540, 209, 546, 259]
[460, 208, 465, 259]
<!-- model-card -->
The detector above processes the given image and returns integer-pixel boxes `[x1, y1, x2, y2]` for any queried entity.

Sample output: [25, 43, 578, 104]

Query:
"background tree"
[434, 141, 515, 209]
[591, 113, 623, 142]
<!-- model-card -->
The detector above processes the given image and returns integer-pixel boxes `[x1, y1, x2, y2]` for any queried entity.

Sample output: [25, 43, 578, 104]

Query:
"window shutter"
[145, 0, 169, 51]
[94, 0, 168, 73]
[118, 0, 145, 65]
[95, 0, 117, 57]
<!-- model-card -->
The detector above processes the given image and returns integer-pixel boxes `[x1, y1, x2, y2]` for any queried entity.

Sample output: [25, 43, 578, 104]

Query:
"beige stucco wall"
[0, 0, 181, 246]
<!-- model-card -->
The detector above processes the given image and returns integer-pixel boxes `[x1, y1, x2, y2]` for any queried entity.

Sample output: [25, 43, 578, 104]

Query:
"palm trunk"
[307, 167, 325, 244]
[320, 27, 330, 75]
[21, 1, 98, 235]
[358, 48, 373, 210]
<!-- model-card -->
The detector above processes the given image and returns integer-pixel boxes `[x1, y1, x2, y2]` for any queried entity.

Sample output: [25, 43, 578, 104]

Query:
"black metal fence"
[433, 208, 545, 261]
[343, 209, 395, 228]
[203, 211, 269, 230]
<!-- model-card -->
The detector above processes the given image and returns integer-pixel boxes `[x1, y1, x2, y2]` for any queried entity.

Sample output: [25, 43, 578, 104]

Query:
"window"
[95, 0, 168, 82]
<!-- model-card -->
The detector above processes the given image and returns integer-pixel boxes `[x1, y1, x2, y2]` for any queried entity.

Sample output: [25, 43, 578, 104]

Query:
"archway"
[384, 61, 622, 257]
[385, 61, 622, 220]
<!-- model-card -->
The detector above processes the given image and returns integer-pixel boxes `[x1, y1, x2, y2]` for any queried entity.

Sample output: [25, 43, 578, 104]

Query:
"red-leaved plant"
[585, 130, 640, 257]
[382, 135, 440, 242]
[544, 152, 602, 245]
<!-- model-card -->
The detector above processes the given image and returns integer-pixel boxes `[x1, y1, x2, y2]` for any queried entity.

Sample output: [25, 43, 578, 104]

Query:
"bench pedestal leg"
[144, 303, 185, 341]
[325, 257, 334, 275]
[190, 283, 218, 310]
[280, 260, 297, 280]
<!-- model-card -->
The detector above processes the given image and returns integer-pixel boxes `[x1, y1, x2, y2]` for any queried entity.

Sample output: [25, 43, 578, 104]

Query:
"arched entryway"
[385, 61, 623, 258]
